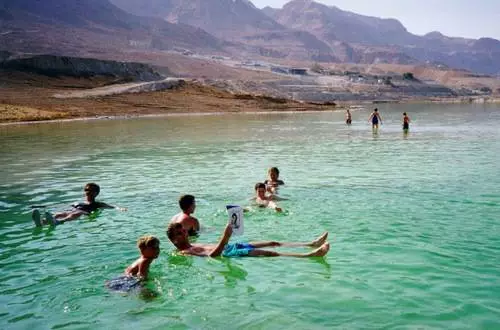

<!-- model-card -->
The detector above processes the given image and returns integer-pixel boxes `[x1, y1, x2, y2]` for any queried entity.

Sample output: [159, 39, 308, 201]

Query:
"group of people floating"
[32, 167, 330, 291]
[345, 108, 411, 133]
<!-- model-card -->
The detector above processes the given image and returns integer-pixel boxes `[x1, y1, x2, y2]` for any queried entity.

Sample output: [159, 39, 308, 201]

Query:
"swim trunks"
[372, 117, 379, 125]
[105, 275, 141, 292]
[72, 202, 106, 213]
[403, 123, 409, 130]
[222, 242, 255, 257]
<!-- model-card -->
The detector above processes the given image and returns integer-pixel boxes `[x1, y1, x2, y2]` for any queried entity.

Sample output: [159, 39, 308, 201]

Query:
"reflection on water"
[1, 104, 500, 329]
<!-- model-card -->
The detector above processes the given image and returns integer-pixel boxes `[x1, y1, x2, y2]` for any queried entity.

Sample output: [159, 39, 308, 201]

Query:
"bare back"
[170, 212, 200, 235]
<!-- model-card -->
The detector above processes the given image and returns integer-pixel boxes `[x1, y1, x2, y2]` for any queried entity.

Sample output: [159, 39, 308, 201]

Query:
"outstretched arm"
[268, 201, 283, 213]
[99, 202, 127, 211]
[208, 224, 233, 257]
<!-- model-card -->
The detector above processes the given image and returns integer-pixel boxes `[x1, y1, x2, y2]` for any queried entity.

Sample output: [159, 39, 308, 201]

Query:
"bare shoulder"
[171, 212, 186, 222]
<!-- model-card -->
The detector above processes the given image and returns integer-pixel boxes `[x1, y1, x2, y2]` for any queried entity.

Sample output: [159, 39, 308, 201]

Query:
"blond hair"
[137, 235, 160, 249]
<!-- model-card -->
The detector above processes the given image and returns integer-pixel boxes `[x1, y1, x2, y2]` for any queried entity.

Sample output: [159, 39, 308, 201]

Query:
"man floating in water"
[169, 194, 200, 237]
[167, 222, 330, 258]
[32, 183, 127, 226]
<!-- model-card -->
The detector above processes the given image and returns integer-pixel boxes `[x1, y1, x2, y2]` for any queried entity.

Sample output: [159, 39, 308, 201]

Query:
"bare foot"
[308, 243, 330, 257]
[310, 232, 328, 247]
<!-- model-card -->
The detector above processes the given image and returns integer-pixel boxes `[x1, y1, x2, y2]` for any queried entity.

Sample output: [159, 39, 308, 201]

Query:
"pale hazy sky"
[253, 0, 500, 40]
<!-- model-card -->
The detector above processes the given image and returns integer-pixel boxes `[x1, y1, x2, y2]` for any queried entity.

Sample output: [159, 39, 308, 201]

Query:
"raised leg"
[32, 209, 42, 227]
[249, 232, 328, 249]
[51, 210, 86, 224]
[247, 243, 330, 258]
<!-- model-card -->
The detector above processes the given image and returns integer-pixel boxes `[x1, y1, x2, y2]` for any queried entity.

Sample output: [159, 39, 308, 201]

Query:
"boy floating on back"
[167, 222, 329, 258]
[32, 183, 126, 227]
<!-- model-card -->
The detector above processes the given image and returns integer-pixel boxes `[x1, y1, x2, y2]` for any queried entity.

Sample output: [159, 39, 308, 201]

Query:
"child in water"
[253, 182, 283, 212]
[106, 235, 160, 292]
[264, 167, 285, 194]
[169, 194, 200, 237]
[167, 222, 330, 258]
[32, 183, 126, 226]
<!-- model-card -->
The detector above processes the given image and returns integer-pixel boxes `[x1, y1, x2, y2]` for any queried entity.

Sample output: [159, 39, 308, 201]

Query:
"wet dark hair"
[403, 112, 407, 115]
[374, 108, 378, 112]
[84, 183, 100, 195]
[166, 222, 183, 242]
[179, 195, 195, 212]
[268, 167, 280, 176]
[255, 182, 266, 191]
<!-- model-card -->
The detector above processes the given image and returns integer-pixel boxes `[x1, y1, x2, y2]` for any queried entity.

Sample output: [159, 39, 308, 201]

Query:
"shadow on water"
[216, 258, 248, 288]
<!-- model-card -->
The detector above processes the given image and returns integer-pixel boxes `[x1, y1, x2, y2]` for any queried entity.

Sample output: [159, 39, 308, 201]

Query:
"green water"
[1, 104, 500, 329]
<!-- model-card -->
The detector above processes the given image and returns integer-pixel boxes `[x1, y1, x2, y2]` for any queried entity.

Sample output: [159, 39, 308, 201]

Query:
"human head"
[267, 167, 280, 181]
[403, 112, 407, 116]
[254, 182, 266, 199]
[374, 108, 378, 112]
[166, 222, 188, 247]
[84, 183, 100, 199]
[137, 235, 160, 259]
[179, 194, 195, 213]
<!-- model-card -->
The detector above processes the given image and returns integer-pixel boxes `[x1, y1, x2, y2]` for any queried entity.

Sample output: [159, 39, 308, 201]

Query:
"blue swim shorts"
[222, 242, 255, 257]
[105, 275, 141, 292]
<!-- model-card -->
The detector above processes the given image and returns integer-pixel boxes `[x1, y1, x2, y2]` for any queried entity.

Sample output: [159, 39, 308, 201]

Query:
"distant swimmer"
[169, 194, 200, 237]
[253, 182, 283, 212]
[403, 112, 411, 132]
[368, 108, 383, 132]
[167, 222, 330, 258]
[106, 235, 160, 292]
[346, 109, 352, 125]
[31, 183, 127, 227]
[264, 167, 285, 194]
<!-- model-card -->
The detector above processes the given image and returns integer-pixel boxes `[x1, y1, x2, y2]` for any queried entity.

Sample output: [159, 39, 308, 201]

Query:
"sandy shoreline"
[0, 109, 346, 126]
[1, 73, 499, 126]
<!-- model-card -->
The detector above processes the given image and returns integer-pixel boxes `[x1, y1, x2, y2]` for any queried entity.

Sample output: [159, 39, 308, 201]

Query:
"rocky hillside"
[267, 0, 500, 75]
[0, 0, 224, 56]
[111, 0, 338, 61]
[111, 0, 283, 38]
[0, 55, 164, 81]
[270, 0, 415, 46]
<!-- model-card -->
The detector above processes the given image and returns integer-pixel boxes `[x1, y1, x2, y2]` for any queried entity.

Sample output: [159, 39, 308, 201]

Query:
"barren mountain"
[0, 0, 224, 57]
[111, 0, 338, 61]
[269, 0, 500, 74]
[111, 0, 283, 38]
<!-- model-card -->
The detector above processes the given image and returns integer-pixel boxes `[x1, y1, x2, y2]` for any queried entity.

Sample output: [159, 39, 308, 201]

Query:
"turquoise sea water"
[1, 104, 500, 329]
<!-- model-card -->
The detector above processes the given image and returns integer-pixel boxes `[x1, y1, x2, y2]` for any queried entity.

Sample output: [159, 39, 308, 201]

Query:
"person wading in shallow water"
[346, 109, 352, 125]
[403, 112, 411, 133]
[368, 108, 383, 132]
